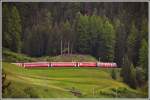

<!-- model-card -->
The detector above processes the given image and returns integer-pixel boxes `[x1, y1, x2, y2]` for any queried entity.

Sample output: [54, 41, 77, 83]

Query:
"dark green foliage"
[46, 23, 60, 56]
[3, 86, 29, 98]
[76, 15, 115, 61]
[136, 67, 145, 87]
[76, 15, 90, 53]
[127, 22, 138, 64]
[121, 55, 130, 77]
[3, 5, 22, 53]
[3, 85, 39, 98]
[99, 87, 144, 98]
[2, 2, 148, 60]
[140, 17, 148, 42]
[23, 9, 52, 56]
[129, 64, 137, 89]
[139, 39, 148, 80]
[121, 55, 137, 89]
[2, 70, 11, 94]
[2, 5, 11, 49]
[114, 19, 126, 67]
[24, 87, 40, 98]
[9, 6, 22, 53]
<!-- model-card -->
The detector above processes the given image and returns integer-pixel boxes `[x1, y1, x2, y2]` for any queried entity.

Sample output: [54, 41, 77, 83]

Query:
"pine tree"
[24, 9, 53, 56]
[129, 63, 137, 89]
[127, 21, 138, 64]
[76, 14, 115, 61]
[121, 55, 137, 89]
[89, 15, 103, 58]
[8, 6, 22, 53]
[76, 15, 90, 54]
[136, 67, 145, 87]
[139, 39, 148, 80]
[140, 17, 148, 42]
[102, 18, 115, 61]
[2, 4, 11, 49]
[114, 19, 126, 67]
[46, 23, 60, 56]
[61, 20, 72, 54]
[121, 55, 131, 83]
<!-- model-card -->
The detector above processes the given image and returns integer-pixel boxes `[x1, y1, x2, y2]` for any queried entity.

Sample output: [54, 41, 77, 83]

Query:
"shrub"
[3, 85, 29, 98]
[136, 67, 145, 87]
[111, 69, 117, 80]
[24, 87, 39, 98]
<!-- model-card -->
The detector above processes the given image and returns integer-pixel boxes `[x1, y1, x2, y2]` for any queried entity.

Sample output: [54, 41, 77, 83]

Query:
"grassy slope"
[46, 54, 97, 62]
[2, 49, 148, 98]
[2, 48, 97, 62]
[2, 48, 35, 62]
[2, 62, 147, 98]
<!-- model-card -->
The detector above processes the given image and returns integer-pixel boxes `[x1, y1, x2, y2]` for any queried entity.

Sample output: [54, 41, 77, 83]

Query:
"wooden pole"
[68, 41, 69, 55]
[71, 46, 72, 54]
[61, 40, 62, 55]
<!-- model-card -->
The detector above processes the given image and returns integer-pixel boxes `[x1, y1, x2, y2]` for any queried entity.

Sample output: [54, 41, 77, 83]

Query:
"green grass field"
[2, 62, 148, 98]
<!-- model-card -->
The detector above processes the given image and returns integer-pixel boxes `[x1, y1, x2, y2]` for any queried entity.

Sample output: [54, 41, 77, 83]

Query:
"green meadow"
[2, 62, 147, 98]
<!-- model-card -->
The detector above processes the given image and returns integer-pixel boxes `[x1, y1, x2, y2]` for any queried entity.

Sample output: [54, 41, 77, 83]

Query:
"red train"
[12, 62, 117, 68]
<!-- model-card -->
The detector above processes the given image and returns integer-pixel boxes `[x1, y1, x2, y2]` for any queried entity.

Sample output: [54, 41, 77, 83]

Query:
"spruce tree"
[121, 55, 131, 83]
[8, 6, 22, 53]
[140, 17, 148, 42]
[114, 19, 126, 67]
[136, 67, 145, 87]
[102, 18, 115, 61]
[76, 15, 90, 54]
[127, 21, 138, 65]
[2, 4, 11, 48]
[139, 39, 148, 80]
[129, 64, 137, 89]
[121, 55, 137, 89]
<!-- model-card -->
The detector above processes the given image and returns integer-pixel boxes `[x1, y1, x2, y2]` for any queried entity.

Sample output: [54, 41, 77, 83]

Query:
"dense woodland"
[2, 2, 148, 88]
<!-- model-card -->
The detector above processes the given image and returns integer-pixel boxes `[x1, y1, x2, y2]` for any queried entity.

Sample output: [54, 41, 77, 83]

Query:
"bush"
[111, 69, 117, 80]
[3, 85, 29, 98]
[11, 89, 29, 98]
[24, 87, 39, 98]
[136, 67, 145, 87]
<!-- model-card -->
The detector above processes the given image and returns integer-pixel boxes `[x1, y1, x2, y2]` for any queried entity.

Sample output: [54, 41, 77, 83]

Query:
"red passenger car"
[77, 62, 97, 67]
[51, 62, 76, 67]
[97, 62, 117, 68]
[23, 62, 49, 68]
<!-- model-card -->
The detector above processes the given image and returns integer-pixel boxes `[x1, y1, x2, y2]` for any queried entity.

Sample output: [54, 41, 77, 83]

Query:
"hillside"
[46, 54, 97, 62]
[2, 2, 148, 99]
[2, 48, 97, 62]
[2, 48, 36, 62]
[2, 62, 147, 98]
